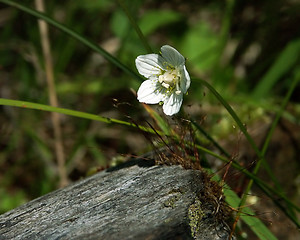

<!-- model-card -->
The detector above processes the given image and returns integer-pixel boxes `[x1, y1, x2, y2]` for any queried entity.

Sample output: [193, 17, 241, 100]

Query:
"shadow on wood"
[0, 159, 233, 240]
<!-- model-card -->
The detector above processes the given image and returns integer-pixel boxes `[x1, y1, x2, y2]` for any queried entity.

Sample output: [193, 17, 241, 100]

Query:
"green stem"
[241, 71, 300, 219]
[117, 0, 152, 53]
[196, 78, 281, 186]
[194, 78, 300, 227]
[2, 97, 299, 226]
[213, 0, 235, 87]
[0, 98, 154, 134]
[191, 119, 231, 158]
[195, 78, 262, 156]
[190, 120, 300, 216]
[194, 140, 300, 228]
[217, 0, 235, 62]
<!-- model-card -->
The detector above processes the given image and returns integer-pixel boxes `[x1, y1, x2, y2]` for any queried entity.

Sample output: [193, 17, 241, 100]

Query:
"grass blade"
[142, 104, 176, 137]
[0, 98, 154, 134]
[253, 39, 300, 98]
[193, 78, 300, 228]
[117, 0, 152, 53]
[223, 183, 278, 240]
[191, 119, 231, 158]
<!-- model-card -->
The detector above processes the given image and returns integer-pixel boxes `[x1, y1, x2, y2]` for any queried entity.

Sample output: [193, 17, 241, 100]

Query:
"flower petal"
[161, 45, 185, 67]
[135, 54, 164, 78]
[180, 65, 191, 94]
[137, 79, 164, 104]
[162, 93, 183, 116]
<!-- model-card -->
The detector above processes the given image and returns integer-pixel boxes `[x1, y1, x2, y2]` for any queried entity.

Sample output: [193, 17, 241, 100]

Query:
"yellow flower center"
[158, 69, 181, 95]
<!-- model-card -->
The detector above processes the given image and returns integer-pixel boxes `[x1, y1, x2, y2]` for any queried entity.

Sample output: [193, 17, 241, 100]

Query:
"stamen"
[162, 82, 170, 88]
[158, 68, 181, 92]
[158, 75, 164, 83]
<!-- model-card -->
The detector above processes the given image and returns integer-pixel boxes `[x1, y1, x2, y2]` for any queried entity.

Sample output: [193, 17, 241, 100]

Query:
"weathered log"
[0, 159, 233, 240]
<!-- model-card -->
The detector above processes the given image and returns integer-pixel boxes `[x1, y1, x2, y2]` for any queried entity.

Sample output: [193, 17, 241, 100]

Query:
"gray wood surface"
[0, 159, 233, 240]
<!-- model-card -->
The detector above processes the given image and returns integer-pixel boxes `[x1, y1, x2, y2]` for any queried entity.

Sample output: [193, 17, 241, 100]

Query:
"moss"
[168, 187, 185, 195]
[188, 198, 205, 238]
[187, 172, 234, 238]
[163, 189, 184, 208]
[163, 194, 181, 208]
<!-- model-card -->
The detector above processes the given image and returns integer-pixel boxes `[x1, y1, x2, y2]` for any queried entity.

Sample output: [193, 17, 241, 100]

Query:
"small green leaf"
[181, 23, 219, 72]
[111, 9, 130, 38]
[210, 172, 278, 240]
[223, 185, 278, 240]
[139, 10, 182, 36]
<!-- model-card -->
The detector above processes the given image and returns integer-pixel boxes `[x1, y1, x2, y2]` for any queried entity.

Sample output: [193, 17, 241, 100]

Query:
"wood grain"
[0, 159, 233, 240]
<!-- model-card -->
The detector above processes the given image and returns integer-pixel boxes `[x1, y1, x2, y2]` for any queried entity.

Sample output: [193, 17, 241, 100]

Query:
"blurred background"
[0, 0, 299, 238]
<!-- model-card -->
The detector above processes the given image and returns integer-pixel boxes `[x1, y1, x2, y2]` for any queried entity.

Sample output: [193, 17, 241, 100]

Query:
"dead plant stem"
[35, 0, 68, 187]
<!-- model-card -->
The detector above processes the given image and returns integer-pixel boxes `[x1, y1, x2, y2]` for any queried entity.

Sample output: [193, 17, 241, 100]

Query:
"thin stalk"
[238, 72, 300, 223]
[0, 98, 156, 135]
[35, 0, 68, 187]
[195, 78, 262, 156]
[193, 78, 300, 227]
[213, 0, 235, 87]
[217, 0, 235, 63]
[193, 140, 300, 228]
[191, 119, 231, 158]
[1, 96, 299, 224]
[195, 78, 283, 187]
[190, 122, 300, 215]
[117, 0, 152, 53]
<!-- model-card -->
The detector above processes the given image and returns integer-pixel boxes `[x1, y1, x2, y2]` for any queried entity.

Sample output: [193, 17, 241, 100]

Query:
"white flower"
[136, 45, 190, 116]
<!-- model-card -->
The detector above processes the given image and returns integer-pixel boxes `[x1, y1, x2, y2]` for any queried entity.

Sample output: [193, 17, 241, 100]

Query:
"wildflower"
[136, 45, 190, 116]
